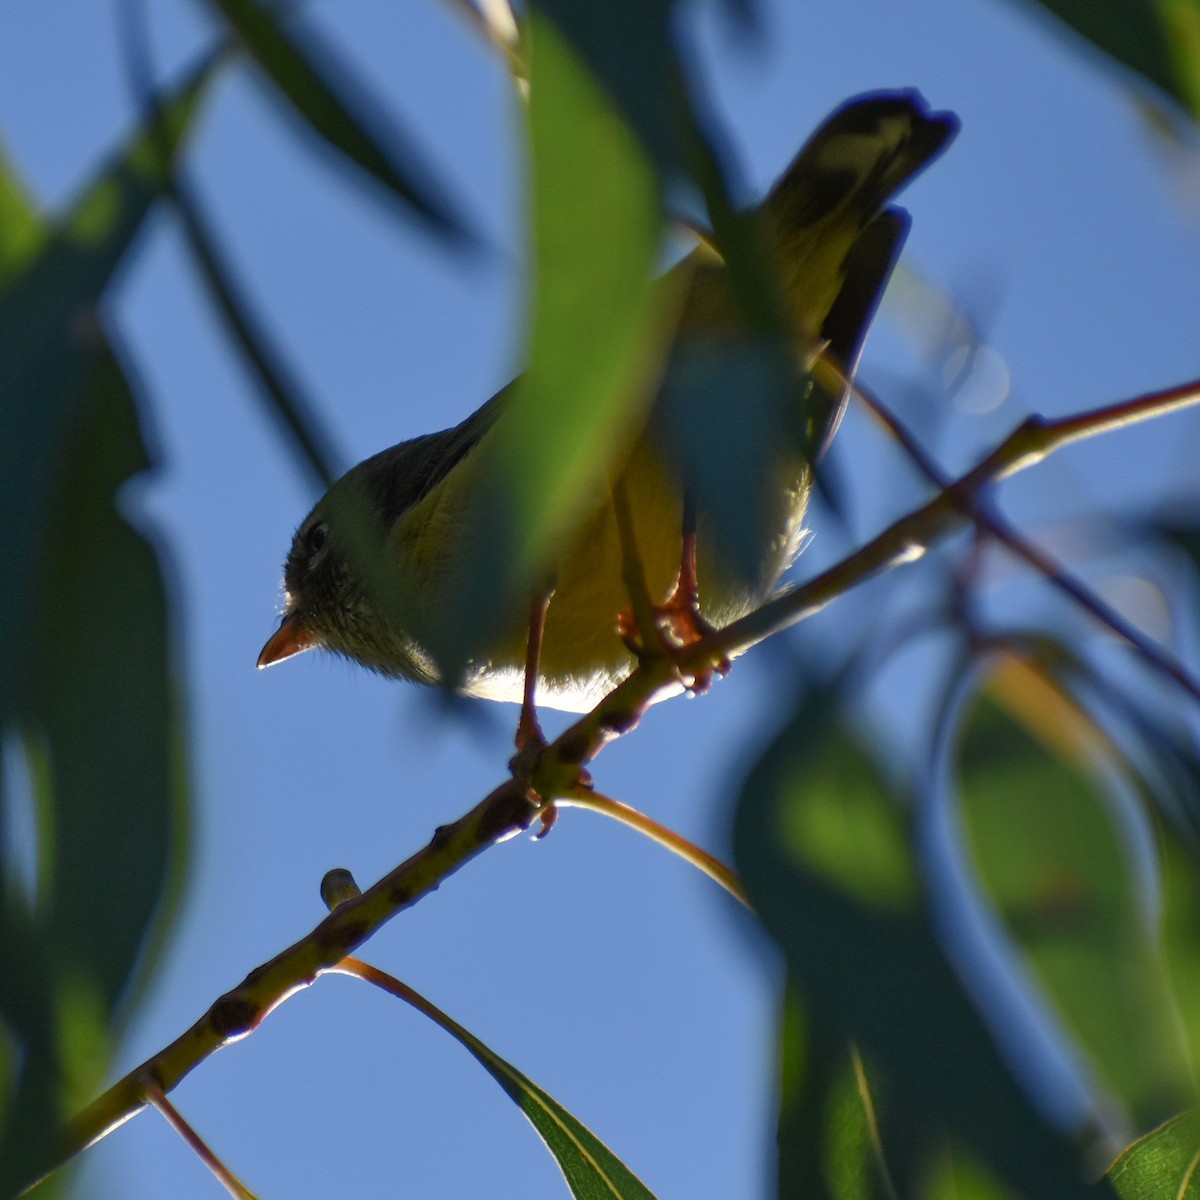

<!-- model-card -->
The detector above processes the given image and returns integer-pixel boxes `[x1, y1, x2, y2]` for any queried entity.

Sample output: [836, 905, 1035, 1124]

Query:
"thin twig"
[848, 370, 1200, 708]
[331, 958, 462, 1033]
[692, 374, 1200, 674]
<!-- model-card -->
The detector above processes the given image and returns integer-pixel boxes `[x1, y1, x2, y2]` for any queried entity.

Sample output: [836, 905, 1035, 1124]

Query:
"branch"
[693, 374, 1200, 673]
[34, 374, 1200, 1192]
[846, 370, 1200, 706]
[33, 781, 539, 1191]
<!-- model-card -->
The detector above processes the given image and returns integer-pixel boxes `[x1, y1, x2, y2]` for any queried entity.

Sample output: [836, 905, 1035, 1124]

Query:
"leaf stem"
[144, 1081, 259, 1200]
[557, 788, 749, 907]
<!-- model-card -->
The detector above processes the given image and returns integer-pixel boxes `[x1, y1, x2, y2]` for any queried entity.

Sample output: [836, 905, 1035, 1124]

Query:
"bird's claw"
[617, 587, 731, 697]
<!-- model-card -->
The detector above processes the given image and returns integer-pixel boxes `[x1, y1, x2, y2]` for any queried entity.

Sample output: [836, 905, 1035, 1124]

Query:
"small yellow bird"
[258, 91, 958, 716]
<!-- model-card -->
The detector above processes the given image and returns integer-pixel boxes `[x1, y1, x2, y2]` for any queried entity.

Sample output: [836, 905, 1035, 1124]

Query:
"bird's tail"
[764, 91, 960, 456]
[766, 90, 959, 239]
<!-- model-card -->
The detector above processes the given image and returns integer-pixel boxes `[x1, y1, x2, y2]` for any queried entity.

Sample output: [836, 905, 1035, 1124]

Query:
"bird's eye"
[304, 521, 328, 557]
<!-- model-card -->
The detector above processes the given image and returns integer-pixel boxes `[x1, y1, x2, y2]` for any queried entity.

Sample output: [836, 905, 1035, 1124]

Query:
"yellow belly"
[458, 437, 811, 710]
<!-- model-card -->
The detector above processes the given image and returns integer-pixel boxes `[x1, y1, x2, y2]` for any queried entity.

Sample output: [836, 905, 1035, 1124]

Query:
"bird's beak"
[257, 611, 317, 669]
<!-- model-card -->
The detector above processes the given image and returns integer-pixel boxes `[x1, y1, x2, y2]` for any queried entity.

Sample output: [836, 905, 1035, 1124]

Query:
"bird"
[258, 91, 959, 726]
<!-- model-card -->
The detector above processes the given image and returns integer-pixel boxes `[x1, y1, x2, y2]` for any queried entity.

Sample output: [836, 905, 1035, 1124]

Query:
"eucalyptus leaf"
[528, 0, 690, 183]
[955, 681, 1192, 1127]
[421, 10, 670, 679]
[775, 991, 881, 1200]
[0, 68, 203, 1196]
[206, 0, 466, 237]
[732, 686, 1115, 1198]
[0, 54, 211, 708]
[0, 143, 44, 283]
[1109, 1109, 1200, 1198]
[364, 967, 659, 1200]
[1005, 0, 1200, 117]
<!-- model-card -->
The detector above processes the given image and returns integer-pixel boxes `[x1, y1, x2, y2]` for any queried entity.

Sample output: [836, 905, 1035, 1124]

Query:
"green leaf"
[1007, 0, 1200, 118]
[528, 0, 689, 181]
[0, 142, 45, 283]
[0, 69, 204, 1196]
[356, 966, 659, 1199]
[1109, 1110, 1200, 1197]
[775, 992, 889, 1200]
[1153, 815, 1200, 1102]
[775, 987, 1030, 1200]
[0, 54, 211, 708]
[955, 667, 1193, 1127]
[922, 1150, 1023, 1200]
[0, 335, 186, 1198]
[206, 0, 466, 237]
[655, 338, 803, 585]
[464, 1038, 660, 1200]
[732, 685, 1115, 1199]
[421, 10, 671, 677]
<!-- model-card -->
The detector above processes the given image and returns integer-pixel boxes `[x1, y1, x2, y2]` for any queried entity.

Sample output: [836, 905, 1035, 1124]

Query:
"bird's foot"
[618, 578, 732, 696]
[508, 712, 591, 838]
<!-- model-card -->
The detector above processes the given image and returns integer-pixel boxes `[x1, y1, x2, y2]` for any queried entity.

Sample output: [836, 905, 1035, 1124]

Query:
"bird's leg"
[612, 480, 730, 695]
[612, 476, 667, 661]
[510, 582, 572, 838]
[654, 490, 731, 694]
[516, 585, 552, 754]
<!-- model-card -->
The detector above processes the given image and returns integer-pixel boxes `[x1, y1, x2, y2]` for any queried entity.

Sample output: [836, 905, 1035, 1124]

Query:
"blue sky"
[3, 0, 1200, 1196]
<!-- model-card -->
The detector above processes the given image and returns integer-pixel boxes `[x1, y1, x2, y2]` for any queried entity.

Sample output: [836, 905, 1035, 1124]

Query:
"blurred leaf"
[207, 0, 466, 238]
[523, 1, 816, 590]
[1014, 629, 1200, 851]
[1153, 821, 1200, 1100]
[655, 337, 805, 584]
[1002, 637, 1200, 1096]
[0, 54, 210, 707]
[349, 963, 658, 1199]
[1007, 0, 1200, 117]
[776, 992, 893, 1200]
[775, 992, 1029, 1200]
[423, 10, 672, 677]
[955, 656, 1192, 1127]
[732, 686, 1115, 1199]
[0, 336, 185, 1198]
[922, 1151, 1022, 1199]
[1108, 1109, 1200, 1197]
[0, 143, 44, 282]
[0, 71, 203, 1195]
[528, 0, 690, 182]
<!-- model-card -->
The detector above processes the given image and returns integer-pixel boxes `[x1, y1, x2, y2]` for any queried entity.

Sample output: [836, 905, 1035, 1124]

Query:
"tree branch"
[32, 781, 539, 1192]
[846, 370, 1200, 706]
[697, 373, 1200, 672]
